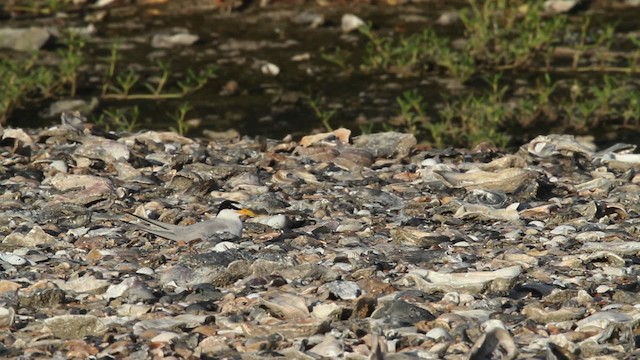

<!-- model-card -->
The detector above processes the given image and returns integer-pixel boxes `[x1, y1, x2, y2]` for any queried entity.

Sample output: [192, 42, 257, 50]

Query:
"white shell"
[543, 0, 579, 13]
[0, 252, 27, 266]
[260, 63, 280, 76]
[341, 14, 365, 33]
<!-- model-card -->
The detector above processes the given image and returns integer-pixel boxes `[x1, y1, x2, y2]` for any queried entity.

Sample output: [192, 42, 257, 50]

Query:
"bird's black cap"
[218, 200, 242, 214]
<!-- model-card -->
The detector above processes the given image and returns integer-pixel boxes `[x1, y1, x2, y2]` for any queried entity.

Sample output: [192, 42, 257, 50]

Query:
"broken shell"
[260, 62, 280, 76]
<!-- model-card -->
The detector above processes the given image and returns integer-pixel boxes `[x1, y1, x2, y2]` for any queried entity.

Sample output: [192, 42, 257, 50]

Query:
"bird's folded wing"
[191, 219, 242, 237]
[127, 222, 183, 242]
[124, 212, 184, 241]
[123, 213, 242, 241]
[125, 212, 175, 230]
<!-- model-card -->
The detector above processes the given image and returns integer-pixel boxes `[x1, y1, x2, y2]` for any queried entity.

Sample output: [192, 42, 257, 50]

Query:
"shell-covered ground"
[0, 117, 639, 359]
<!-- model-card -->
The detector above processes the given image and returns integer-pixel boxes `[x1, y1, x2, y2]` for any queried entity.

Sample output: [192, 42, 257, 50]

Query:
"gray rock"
[55, 274, 110, 294]
[341, 14, 365, 33]
[74, 136, 130, 162]
[0, 307, 15, 327]
[426, 327, 451, 340]
[469, 326, 518, 360]
[44, 315, 108, 339]
[151, 31, 199, 48]
[0, 27, 50, 51]
[371, 300, 435, 325]
[353, 132, 416, 158]
[323, 280, 361, 300]
[3, 226, 60, 247]
[104, 277, 155, 302]
[405, 266, 522, 295]
[132, 314, 210, 336]
[0, 252, 27, 266]
[436, 11, 460, 25]
[19, 287, 66, 308]
[308, 334, 344, 357]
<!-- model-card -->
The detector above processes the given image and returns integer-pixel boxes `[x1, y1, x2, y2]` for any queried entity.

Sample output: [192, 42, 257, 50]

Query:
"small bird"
[126, 200, 256, 241]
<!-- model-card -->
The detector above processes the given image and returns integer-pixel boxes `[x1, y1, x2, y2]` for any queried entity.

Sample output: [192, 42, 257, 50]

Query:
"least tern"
[126, 200, 256, 241]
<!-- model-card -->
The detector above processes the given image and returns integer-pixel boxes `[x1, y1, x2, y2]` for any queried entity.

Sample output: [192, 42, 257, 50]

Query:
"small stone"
[426, 327, 451, 340]
[308, 334, 344, 358]
[260, 293, 309, 319]
[406, 266, 522, 295]
[86, 249, 103, 262]
[0, 27, 51, 51]
[116, 304, 152, 317]
[523, 305, 584, 323]
[0, 307, 15, 327]
[197, 336, 232, 356]
[151, 32, 199, 48]
[261, 63, 280, 76]
[371, 300, 435, 325]
[550, 225, 576, 235]
[75, 137, 130, 162]
[341, 14, 365, 32]
[299, 128, 351, 147]
[576, 311, 633, 330]
[0, 252, 27, 266]
[3, 226, 59, 247]
[312, 303, 342, 320]
[528, 221, 546, 228]
[151, 331, 180, 343]
[323, 280, 361, 300]
[353, 132, 416, 158]
[45, 315, 108, 339]
[0, 281, 21, 294]
[248, 214, 288, 229]
[104, 277, 155, 302]
[19, 285, 65, 308]
[351, 296, 377, 319]
[543, 0, 580, 13]
[2, 128, 33, 145]
[136, 267, 155, 275]
[55, 274, 109, 294]
[436, 11, 460, 25]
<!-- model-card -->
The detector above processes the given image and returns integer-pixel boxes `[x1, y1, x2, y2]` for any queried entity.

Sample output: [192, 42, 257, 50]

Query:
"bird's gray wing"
[124, 212, 184, 241]
[124, 213, 242, 241]
[127, 221, 184, 241]
[125, 212, 176, 230]
[190, 218, 242, 238]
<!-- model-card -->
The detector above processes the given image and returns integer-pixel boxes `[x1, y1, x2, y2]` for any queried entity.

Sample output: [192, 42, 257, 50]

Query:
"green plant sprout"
[101, 43, 218, 100]
[170, 103, 193, 136]
[320, 47, 353, 73]
[395, 90, 427, 136]
[0, 32, 83, 123]
[95, 106, 139, 132]
[307, 96, 336, 132]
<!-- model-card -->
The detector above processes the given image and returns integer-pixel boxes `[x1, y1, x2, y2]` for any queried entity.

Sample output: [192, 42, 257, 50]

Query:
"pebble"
[151, 32, 199, 48]
[0, 27, 51, 51]
[426, 327, 451, 340]
[260, 62, 280, 76]
[0, 252, 27, 266]
[44, 315, 108, 339]
[341, 14, 365, 33]
[323, 280, 361, 300]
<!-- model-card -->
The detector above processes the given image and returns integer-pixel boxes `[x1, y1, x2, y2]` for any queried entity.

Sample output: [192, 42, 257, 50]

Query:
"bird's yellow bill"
[237, 208, 257, 217]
